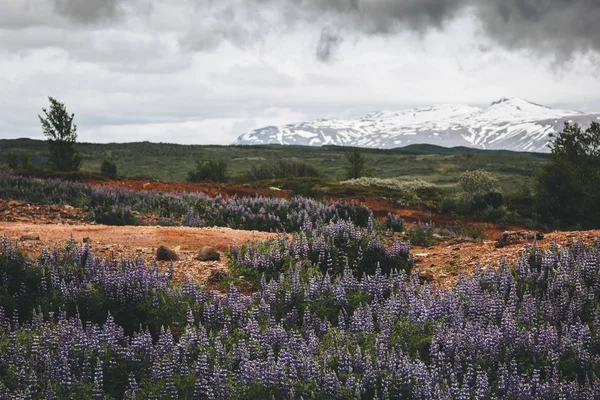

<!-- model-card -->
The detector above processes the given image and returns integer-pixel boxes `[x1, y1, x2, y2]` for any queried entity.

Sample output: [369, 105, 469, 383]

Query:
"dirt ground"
[0, 221, 278, 285]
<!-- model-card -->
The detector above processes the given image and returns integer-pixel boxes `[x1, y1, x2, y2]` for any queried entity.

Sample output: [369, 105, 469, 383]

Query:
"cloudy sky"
[1, 0, 600, 145]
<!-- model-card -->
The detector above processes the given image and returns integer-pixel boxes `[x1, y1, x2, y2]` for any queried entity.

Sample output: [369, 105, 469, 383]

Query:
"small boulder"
[496, 231, 544, 248]
[418, 271, 435, 284]
[20, 235, 40, 241]
[157, 245, 178, 261]
[207, 269, 227, 284]
[196, 246, 220, 261]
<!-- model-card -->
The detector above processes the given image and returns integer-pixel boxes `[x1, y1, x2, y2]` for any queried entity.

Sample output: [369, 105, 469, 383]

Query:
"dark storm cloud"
[259, 0, 600, 61]
[4, 0, 600, 62]
[51, 0, 126, 23]
[316, 28, 343, 62]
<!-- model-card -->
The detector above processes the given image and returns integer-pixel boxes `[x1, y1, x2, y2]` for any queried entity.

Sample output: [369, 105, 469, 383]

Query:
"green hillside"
[0, 138, 548, 190]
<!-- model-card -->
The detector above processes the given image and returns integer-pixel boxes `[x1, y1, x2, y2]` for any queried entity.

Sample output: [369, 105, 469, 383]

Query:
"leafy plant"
[186, 159, 229, 182]
[100, 159, 118, 179]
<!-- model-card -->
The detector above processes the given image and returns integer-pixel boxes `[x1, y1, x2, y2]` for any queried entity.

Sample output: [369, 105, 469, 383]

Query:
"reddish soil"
[412, 230, 599, 286]
[0, 222, 278, 285]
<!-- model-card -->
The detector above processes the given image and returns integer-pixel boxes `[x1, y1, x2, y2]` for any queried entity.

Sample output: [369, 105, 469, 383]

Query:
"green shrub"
[406, 221, 436, 247]
[186, 159, 229, 183]
[100, 159, 118, 179]
[89, 205, 140, 226]
[245, 159, 322, 181]
[6, 153, 19, 169]
[458, 169, 500, 195]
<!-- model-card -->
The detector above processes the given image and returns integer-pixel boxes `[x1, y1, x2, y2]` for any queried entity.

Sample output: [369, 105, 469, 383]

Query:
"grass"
[1, 139, 549, 192]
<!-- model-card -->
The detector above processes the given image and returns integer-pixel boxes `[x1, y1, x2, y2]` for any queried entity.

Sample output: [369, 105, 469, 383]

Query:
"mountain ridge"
[234, 98, 600, 152]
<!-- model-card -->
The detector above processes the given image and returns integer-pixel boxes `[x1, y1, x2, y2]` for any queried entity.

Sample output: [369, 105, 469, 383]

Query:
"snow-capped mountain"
[233, 98, 600, 152]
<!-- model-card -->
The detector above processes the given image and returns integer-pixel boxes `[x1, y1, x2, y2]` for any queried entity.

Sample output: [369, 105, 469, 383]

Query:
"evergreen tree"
[38, 97, 82, 171]
[344, 147, 368, 179]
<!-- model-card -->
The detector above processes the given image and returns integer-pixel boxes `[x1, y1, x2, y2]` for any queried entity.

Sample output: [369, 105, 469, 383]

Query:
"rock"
[207, 269, 227, 284]
[496, 231, 544, 248]
[418, 271, 435, 284]
[20, 235, 40, 241]
[196, 246, 220, 261]
[157, 245, 178, 261]
[83, 237, 91, 243]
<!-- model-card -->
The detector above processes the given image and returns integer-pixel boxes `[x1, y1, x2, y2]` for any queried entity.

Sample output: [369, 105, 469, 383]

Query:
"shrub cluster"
[186, 159, 229, 183]
[244, 160, 322, 181]
[100, 159, 117, 179]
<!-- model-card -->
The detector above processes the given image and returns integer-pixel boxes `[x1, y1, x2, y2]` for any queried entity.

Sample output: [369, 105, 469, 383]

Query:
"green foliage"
[344, 147, 369, 179]
[89, 205, 140, 226]
[38, 96, 82, 172]
[458, 169, 500, 195]
[6, 153, 19, 169]
[100, 159, 118, 179]
[6, 152, 32, 170]
[405, 222, 436, 247]
[390, 319, 435, 360]
[536, 122, 600, 228]
[244, 159, 322, 181]
[186, 159, 229, 183]
[0, 139, 546, 190]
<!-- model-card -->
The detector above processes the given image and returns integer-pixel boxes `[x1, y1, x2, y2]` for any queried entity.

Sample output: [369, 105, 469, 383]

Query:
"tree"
[39, 97, 82, 171]
[536, 122, 600, 228]
[344, 148, 369, 179]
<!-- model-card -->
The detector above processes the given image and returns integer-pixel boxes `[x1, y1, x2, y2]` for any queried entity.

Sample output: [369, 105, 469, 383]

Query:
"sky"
[1, 0, 600, 145]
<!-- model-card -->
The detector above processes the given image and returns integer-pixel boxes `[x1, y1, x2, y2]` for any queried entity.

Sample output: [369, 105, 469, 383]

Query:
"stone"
[418, 271, 435, 284]
[196, 246, 220, 261]
[496, 230, 544, 248]
[207, 269, 227, 285]
[20, 235, 39, 241]
[156, 245, 178, 261]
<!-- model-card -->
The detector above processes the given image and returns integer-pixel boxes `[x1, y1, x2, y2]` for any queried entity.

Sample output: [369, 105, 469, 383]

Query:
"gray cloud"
[316, 28, 343, 62]
[3, 0, 600, 63]
[50, 0, 126, 23]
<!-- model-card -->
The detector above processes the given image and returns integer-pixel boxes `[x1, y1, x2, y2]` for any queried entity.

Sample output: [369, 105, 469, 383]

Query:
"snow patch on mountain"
[233, 98, 599, 152]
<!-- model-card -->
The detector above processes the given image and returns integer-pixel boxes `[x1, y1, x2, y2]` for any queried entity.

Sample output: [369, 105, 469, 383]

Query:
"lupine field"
[1, 171, 600, 398]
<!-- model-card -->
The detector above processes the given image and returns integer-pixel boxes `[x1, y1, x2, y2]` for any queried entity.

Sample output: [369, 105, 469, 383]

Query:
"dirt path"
[0, 222, 278, 285]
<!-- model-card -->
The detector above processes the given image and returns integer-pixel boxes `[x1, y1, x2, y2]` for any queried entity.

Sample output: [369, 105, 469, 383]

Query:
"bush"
[384, 213, 406, 232]
[186, 159, 228, 183]
[100, 159, 118, 179]
[6, 152, 32, 170]
[245, 159, 322, 181]
[405, 221, 436, 247]
[89, 205, 140, 226]
[6, 153, 19, 169]
[458, 169, 500, 195]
